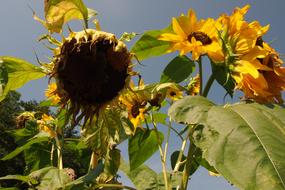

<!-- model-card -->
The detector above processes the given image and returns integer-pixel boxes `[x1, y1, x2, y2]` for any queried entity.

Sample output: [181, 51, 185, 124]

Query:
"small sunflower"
[45, 83, 61, 105]
[187, 74, 200, 96]
[50, 29, 133, 125]
[166, 85, 183, 101]
[37, 114, 56, 137]
[119, 91, 147, 129]
[158, 9, 219, 60]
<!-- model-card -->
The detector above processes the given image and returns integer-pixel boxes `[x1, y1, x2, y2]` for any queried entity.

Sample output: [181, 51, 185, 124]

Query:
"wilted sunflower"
[50, 29, 132, 125]
[210, 5, 283, 103]
[158, 9, 220, 60]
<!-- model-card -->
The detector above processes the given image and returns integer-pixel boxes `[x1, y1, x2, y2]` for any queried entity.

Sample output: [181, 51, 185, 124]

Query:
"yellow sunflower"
[158, 9, 220, 60]
[210, 5, 279, 103]
[45, 83, 61, 105]
[119, 92, 147, 129]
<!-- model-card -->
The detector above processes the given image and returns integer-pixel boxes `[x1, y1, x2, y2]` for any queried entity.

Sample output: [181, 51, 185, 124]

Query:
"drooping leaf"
[128, 129, 164, 170]
[104, 148, 121, 177]
[0, 57, 46, 102]
[131, 26, 172, 61]
[29, 167, 72, 190]
[1, 136, 49, 161]
[160, 55, 195, 83]
[169, 96, 285, 190]
[44, 0, 91, 33]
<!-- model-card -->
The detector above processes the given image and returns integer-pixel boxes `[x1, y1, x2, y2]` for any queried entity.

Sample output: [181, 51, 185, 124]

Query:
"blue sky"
[1, 0, 285, 189]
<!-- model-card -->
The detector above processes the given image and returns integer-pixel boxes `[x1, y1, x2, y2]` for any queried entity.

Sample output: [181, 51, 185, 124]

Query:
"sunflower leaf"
[44, 0, 90, 33]
[128, 128, 164, 170]
[169, 96, 285, 190]
[160, 55, 195, 83]
[0, 57, 46, 102]
[131, 25, 172, 61]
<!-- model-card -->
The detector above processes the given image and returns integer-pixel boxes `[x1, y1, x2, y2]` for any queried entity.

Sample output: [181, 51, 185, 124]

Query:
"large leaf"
[131, 26, 172, 61]
[0, 57, 46, 102]
[169, 96, 285, 190]
[128, 129, 164, 170]
[160, 55, 195, 83]
[0, 175, 37, 185]
[44, 0, 90, 33]
[1, 136, 49, 161]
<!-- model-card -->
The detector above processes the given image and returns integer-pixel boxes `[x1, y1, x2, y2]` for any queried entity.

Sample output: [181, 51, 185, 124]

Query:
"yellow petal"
[172, 18, 187, 38]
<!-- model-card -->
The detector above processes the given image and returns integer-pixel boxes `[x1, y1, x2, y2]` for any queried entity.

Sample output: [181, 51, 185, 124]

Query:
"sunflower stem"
[198, 57, 203, 96]
[151, 113, 170, 190]
[180, 126, 196, 190]
[202, 74, 215, 97]
[54, 135, 63, 170]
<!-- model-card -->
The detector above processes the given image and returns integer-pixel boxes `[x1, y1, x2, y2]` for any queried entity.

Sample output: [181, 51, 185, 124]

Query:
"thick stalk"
[55, 136, 63, 170]
[198, 57, 203, 96]
[202, 74, 215, 97]
[151, 113, 170, 190]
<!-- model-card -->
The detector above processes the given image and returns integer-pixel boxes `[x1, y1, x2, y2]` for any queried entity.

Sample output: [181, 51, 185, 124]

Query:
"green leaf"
[104, 148, 121, 177]
[29, 167, 72, 190]
[1, 136, 49, 161]
[44, 0, 89, 33]
[131, 26, 172, 61]
[128, 129, 164, 170]
[160, 55, 195, 83]
[0, 57, 46, 102]
[0, 175, 37, 185]
[120, 159, 182, 190]
[169, 96, 285, 190]
[211, 61, 235, 97]
[145, 112, 168, 125]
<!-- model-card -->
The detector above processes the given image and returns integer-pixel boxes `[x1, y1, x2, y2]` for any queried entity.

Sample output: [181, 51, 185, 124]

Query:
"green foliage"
[128, 129, 164, 170]
[169, 96, 285, 190]
[211, 61, 235, 97]
[160, 55, 195, 83]
[131, 26, 172, 60]
[0, 57, 46, 102]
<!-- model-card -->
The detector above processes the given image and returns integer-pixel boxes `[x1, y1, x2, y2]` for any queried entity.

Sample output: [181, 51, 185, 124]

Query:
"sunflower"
[45, 83, 61, 105]
[158, 9, 220, 60]
[119, 91, 147, 129]
[50, 29, 133, 125]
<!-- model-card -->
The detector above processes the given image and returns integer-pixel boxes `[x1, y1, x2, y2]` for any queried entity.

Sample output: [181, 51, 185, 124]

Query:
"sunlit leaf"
[128, 129, 164, 170]
[119, 32, 138, 42]
[44, 0, 90, 33]
[131, 26, 172, 61]
[0, 57, 46, 102]
[169, 96, 285, 190]
[161, 55, 195, 83]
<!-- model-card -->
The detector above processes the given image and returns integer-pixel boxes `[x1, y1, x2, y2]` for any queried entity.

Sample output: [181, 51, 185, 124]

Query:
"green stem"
[180, 127, 196, 190]
[198, 57, 203, 96]
[96, 183, 137, 190]
[202, 74, 215, 97]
